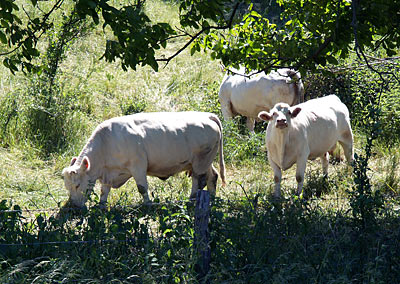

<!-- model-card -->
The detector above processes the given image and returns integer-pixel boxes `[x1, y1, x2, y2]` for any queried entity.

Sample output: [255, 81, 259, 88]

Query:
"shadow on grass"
[1, 197, 400, 283]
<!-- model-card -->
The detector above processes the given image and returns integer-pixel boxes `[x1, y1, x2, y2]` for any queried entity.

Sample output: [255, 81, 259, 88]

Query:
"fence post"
[195, 189, 211, 283]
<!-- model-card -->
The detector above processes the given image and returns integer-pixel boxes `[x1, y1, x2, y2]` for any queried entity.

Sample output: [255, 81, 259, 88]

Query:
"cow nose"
[276, 118, 288, 128]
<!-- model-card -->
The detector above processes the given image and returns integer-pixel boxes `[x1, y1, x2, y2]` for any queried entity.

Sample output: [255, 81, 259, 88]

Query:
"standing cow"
[258, 95, 354, 198]
[219, 68, 304, 132]
[62, 112, 225, 208]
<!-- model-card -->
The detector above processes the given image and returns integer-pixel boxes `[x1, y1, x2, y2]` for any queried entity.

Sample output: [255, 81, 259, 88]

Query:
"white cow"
[258, 95, 354, 198]
[62, 112, 225, 208]
[219, 68, 304, 132]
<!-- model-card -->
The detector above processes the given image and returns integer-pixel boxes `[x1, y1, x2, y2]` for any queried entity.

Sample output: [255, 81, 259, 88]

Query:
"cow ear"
[81, 156, 91, 172]
[70, 157, 77, 166]
[291, 107, 302, 118]
[258, 111, 273, 121]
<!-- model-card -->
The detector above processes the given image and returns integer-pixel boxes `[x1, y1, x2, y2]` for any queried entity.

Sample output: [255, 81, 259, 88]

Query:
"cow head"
[258, 103, 302, 129]
[62, 156, 94, 208]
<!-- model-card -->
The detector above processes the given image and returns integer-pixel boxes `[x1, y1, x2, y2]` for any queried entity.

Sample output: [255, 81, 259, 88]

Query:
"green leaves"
[196, 0, 356, 73]
[0, 31, 6, 44]
[0, 0, 400, 74]
[99, 2, 176, 72]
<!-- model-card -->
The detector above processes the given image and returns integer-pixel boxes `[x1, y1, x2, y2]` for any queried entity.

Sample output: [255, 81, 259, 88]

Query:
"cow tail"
[287, 70, 305, 104]
[210, 114, 226, 186]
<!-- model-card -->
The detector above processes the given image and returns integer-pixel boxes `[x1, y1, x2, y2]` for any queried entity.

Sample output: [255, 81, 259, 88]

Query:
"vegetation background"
[0, 0, 400, 283]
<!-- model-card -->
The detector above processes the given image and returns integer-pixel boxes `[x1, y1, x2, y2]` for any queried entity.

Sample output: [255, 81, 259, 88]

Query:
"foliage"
[0, 0, 238, 73]
[210, 198, 400, 283]
[304, 57, 400, 146]
[2, 0, 400, 74]
[2, 197, 400, 283]
[0, 200, 197, 283]
[200, 0, 400, 73]
[0, 5, 94, 155]
[344, 62, 388, 231]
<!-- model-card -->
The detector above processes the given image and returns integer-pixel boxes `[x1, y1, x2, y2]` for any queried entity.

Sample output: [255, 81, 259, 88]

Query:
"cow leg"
[220, 98, 234, 121]
[131, 172, 150, 204]
[136, 180, 150, 204]
[320, 152, 329, 177]
[191, 143, 219, 199]
[269, 158, 282, 198]
[190, 173, 207, 199]
[315, 153, 330, 198]
[100, 184, 111, 208]
[295, 157, 308, 196]
[246, 117, 255, 132]
[127, 161, 151, 204]
[339, 129, 354, 164]
[206, 165, 218, 197]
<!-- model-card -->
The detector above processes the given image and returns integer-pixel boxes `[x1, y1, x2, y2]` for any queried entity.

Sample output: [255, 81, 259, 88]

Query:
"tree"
[0, 0, 399, 74]
[0, 0, 241, 73]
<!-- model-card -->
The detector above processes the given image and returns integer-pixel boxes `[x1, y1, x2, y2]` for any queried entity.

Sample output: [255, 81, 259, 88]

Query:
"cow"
[257, 95, 354, 198]
[61, 111, 226, 208]
[219, 68, 304, 132]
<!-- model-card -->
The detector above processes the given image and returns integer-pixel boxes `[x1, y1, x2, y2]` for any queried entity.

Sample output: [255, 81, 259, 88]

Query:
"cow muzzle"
[276, 119, 288, 129]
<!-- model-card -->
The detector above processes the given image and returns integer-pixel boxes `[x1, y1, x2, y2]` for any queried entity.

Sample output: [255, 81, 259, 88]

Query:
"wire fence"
[2, 192, 400, 284]
[0, 196, 352, 213]
[0, 238, 138, 247]
[1, 194, 400, 249]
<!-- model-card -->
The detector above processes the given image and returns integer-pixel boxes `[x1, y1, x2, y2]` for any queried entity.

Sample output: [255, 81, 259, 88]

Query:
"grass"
[0, 0, 400, 283]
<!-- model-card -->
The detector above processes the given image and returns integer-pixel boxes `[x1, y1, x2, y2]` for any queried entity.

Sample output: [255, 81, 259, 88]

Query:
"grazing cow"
[62, 112, 225, 208]
[258, 95, 354, 198]
[219, 68, 304, 132]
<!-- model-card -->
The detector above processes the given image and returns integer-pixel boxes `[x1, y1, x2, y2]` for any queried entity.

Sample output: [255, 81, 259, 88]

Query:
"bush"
[304, 61, 400, 146]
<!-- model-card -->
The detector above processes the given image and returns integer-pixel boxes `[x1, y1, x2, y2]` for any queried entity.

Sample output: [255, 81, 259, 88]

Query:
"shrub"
[305, 61, 400, 146]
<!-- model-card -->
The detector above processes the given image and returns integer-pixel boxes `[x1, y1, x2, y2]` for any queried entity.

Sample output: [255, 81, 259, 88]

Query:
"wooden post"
[195, 190, 211, 283]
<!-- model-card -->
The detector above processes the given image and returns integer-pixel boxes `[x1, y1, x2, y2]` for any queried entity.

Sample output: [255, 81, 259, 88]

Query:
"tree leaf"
[0, 31, 7, 44]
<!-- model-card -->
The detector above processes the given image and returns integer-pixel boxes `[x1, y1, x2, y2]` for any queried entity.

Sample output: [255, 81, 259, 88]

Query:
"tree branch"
[294, 36, 333, 70]
[156, 2, 240, 67]
[0, 0, 64, 57]
[351, 0, 399, 86]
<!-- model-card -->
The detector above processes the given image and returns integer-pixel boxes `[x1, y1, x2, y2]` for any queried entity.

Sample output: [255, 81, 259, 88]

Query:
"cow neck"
[272, 127, 290, 167]
[76, 136, 103, 182]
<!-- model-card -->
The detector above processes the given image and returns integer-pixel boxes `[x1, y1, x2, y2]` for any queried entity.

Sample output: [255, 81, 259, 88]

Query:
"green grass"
[0, 0, 400, 283]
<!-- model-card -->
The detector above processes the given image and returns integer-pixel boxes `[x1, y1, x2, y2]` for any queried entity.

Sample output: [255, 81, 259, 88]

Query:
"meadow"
[0, 0, 400, 283]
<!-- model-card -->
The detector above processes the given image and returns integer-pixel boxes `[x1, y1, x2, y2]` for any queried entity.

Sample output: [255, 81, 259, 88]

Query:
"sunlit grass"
[0, 0, 398, 214]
